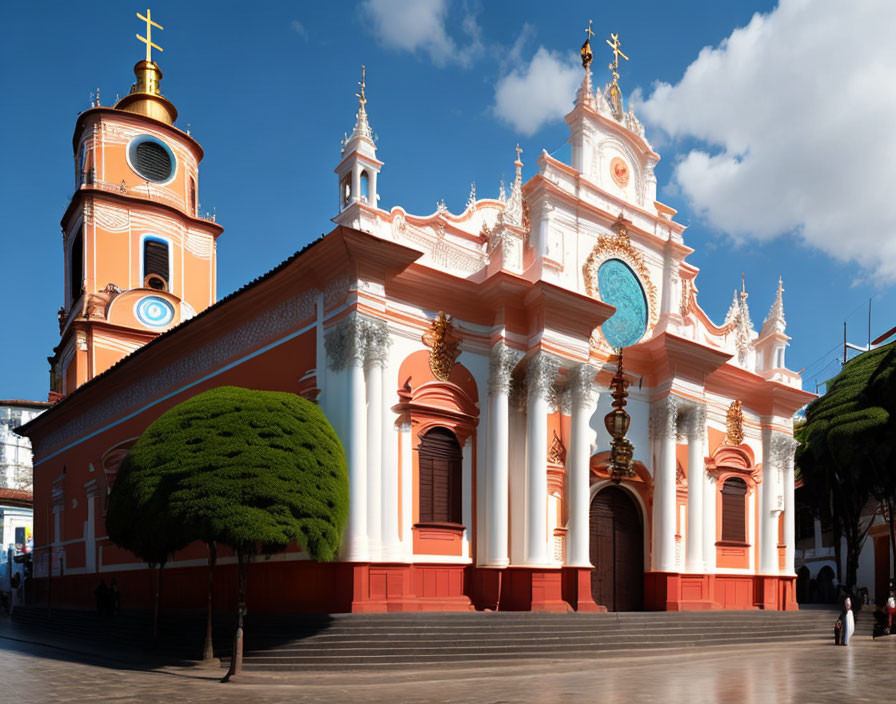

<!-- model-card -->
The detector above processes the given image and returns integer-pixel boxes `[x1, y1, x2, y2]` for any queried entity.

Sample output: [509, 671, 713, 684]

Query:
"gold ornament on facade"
[725, 400, 744, 446]
[583, 218, 658, 329]
[548, 430, 567, 465]
[604, 350, 635, 481]
[580, 20, 595, 69]
[422, 311, 461, 381]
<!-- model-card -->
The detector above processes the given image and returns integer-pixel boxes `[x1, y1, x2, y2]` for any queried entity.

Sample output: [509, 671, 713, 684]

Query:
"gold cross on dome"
[356, 65, 367, 107]
[585, 19, 594, 41]
[606, 32, 628, 80]
[136, 9, 163, 63]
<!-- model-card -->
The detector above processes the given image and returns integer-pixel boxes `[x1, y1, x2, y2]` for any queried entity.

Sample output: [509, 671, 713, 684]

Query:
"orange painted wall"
[33, 328, 318, 572]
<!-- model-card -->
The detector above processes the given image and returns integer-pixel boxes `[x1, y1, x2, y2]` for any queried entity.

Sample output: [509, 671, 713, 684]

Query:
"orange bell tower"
[50, 10, 223, 398]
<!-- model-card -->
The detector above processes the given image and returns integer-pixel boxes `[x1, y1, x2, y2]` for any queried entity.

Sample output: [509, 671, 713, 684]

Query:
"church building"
[18, 17, 813, 613]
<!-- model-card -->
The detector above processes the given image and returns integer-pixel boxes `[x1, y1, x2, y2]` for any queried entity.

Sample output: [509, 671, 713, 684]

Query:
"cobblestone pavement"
[2, 631, 896, 703]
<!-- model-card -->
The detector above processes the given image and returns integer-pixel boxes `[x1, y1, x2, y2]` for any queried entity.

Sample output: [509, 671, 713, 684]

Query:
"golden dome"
[114, 60, 178, 125]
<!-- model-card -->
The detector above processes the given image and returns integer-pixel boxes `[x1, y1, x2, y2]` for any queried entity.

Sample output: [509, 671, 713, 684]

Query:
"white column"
[760, 429, 785, 574]
[462, 439, 473, 559]
[567, 363, 598, 567]
[351, 164, 361, 204]
[369, 170, 378, 205]
[651, 396, 678, 572]
[524, 352, 557, 565]
[703, 469, 717, 571]
[365, 357, 383, 560]
[484, 343, 518, 567]
[325, 315, 368, 562]
[783, 450, 796, 575]
[381, 416, 401, 562]
[399, 421, 414, 560]
[685, 405, 706, 573]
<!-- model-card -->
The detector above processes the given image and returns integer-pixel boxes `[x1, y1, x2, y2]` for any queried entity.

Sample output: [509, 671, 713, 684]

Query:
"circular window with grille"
[127, 136, 176, 183]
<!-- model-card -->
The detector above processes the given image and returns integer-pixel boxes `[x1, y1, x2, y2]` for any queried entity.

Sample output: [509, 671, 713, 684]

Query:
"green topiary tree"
[797, 340, 896, 592]
[107, 448, 190, 639]
[126, 386, 348, 676]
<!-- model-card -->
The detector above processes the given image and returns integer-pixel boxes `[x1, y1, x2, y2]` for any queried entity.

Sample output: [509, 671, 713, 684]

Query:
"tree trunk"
[845, 534, 860, 592]
[224, 549, 249, 681]
[888, 499, 896, 592]
[153, 561, 165, 640]
[202, 541, 217, 661]
[832, 514, 843, 585]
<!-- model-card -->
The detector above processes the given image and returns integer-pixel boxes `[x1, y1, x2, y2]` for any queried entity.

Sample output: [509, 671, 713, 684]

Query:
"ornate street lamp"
[604, 348, 635, 481]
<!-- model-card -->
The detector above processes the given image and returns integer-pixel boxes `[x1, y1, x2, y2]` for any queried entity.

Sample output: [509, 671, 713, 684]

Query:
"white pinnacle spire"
[503, 145, 524, 227]
[342, 65, 375, 155]
[761, 277, 786, 336]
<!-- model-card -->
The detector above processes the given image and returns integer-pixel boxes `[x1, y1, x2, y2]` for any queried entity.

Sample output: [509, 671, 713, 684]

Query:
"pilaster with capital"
[324, 314, 392, 562]
[650, 395, 679, 572]
[567, 363, 599, 568]
[759, 428, 795, 574]
[761, 430, 798, 574]
[484, 342, 522, 567]
[524, 352, 559, 565]
[680, 403, 707, 573]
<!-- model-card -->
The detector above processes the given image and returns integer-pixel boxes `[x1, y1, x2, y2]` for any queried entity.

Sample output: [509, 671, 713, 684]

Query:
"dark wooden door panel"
[590, 486, 643, 611]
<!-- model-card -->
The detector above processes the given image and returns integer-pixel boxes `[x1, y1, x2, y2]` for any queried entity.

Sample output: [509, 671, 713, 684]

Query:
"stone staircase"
[5, 606, 849, 673]
[232, 607, 848, 672]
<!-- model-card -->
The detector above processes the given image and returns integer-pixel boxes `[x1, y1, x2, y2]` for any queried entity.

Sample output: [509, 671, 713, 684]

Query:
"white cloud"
[360, 0, 482, 67]
[492, 47, 580, 136]
[638, 0, 896, 282]
[290, 20, 308, 40]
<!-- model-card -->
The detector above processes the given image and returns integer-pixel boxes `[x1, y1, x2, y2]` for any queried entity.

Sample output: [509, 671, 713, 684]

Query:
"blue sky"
[2, 1, 893, 402]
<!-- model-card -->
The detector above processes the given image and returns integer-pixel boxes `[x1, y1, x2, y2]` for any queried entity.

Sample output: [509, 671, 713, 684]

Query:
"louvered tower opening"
[143, 239, 169, 291]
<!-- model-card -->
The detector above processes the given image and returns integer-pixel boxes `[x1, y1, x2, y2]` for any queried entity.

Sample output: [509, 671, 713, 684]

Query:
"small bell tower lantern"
[335, 66, 382, 214]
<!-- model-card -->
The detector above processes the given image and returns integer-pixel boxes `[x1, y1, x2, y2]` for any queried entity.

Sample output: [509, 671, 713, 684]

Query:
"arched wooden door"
[590, 486, 644, 611]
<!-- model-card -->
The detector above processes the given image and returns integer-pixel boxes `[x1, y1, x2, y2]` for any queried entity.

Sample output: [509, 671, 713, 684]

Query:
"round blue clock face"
[597, 258, 648, 348]
[135, 296, 174, 327]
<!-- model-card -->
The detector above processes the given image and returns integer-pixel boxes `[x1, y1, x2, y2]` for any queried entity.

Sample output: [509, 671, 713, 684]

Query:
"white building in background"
[0, 401, 50, 492]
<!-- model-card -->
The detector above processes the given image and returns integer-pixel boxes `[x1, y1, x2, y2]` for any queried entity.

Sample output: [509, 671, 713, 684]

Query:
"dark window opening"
[143, 239, 169, 291]
[190, 177, 197, 215]
[70, 227, 83, 306]
[721, 477, 748, 543]
[418, 427, 463, 525]
[132, 140, 173, 182]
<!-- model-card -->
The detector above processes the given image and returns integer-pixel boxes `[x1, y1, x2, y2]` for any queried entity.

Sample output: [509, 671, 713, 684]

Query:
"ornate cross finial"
[606, 32, 628, 83]
[356, 65, 367, 107]
[580, 19, 594, 69]
[514, 143, 523, 166]
[741, 272, 748, 300]
[136, 9, 163, 63]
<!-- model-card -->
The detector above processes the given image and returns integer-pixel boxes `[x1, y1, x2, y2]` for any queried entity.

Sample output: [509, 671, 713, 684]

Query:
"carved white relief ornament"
[649, 395, 679, 441]
[525, 352, 559, 404]
[324, 313, 390, 371]
[488, 342, 522, 395]
[568, 363, 599, 407]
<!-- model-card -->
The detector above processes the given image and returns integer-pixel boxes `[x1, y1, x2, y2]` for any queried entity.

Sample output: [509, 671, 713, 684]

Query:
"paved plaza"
[1, 628, 895, 703]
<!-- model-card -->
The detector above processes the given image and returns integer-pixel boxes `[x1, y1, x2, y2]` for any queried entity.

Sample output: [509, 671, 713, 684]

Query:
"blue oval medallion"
[597, 259, 648, 348]
[135, 295, 175, 327]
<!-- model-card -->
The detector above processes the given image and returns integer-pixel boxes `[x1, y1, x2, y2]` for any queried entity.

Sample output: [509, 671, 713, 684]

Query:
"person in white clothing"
[842, 597, 855, 645]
